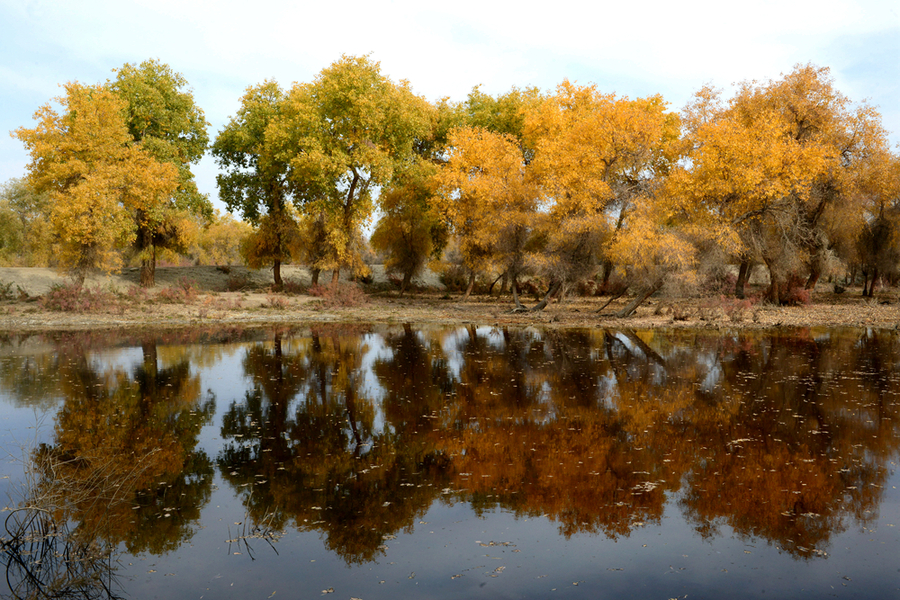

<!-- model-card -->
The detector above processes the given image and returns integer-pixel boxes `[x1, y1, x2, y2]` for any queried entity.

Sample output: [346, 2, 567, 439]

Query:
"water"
[0, 324, 898, 599]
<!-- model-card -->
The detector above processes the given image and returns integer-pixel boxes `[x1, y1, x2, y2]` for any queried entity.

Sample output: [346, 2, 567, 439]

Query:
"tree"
[671, 65, 890, 302]
[110, 59, 211, 286]
[525, 81, 683, 300]
[188, 209, 253, 266]
[436, 126, 540, 306]
[212, 80, 300, 288]
[852, 149, 900, 295]
[273, 55, 432, 284]
[370, 162, 446, 295]
[13, 83, 178, 285]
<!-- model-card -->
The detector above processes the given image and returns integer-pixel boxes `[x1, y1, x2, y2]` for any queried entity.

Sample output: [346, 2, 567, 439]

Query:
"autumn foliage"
[9, 58, 899, 310]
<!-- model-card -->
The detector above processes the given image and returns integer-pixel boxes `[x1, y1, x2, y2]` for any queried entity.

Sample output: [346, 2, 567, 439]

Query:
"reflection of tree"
[34, 337, 215, 556]
[436, 328, 680, 538]
[215, 325, 900, 564]
[674, 329, 900, 557]
[219, 327, 453, 564]
[1, 453, 126, 600]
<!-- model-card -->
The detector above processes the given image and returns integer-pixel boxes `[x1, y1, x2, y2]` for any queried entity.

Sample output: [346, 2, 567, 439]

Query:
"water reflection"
[0, 331, 223, 594]
[213, 326, 900, 564]
[2, 326, 899, 580]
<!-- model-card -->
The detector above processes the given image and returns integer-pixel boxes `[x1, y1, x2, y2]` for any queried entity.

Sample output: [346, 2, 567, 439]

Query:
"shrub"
[438, 265, 469, 292]
[123, 285, 150, 303]
[574, 278, 598, 297]
[724, 298, 754, 322]
[0, 280, 15, 301]
[597, 272, 628, 297]
[264, 295, 290, 309]
[224, 273, 252, 292]
[671, 304, 692, 321]
[40, 283, 119, 313]
[781, 275, 811, 306]
[308, 282, 368, 308]
[281, 280, 305, 295]
[157, 277, 200, 304]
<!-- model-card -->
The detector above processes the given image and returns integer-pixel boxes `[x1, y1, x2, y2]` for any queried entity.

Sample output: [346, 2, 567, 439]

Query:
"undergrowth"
[308, 282, 368, 308]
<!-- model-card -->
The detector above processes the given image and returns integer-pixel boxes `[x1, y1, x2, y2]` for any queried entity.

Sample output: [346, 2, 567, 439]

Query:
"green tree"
[110, 59, 211, 286]
[273, 55, 432, 284]
[212, 80, 300, 288]
[370, 162, 446, 295]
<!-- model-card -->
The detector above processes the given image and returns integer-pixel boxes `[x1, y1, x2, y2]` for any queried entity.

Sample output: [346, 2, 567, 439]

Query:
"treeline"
[9, 56, 899, 314]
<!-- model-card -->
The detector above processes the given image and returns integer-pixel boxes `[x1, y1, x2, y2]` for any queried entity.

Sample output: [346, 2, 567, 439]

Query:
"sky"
[2, 0, 898, 216]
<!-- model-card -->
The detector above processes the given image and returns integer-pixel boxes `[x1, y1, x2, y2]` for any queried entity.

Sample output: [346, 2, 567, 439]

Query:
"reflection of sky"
[360, 332, 390, 436]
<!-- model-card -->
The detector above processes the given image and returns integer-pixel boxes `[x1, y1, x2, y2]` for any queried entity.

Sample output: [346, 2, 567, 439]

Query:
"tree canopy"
[14, 83, 177, 284]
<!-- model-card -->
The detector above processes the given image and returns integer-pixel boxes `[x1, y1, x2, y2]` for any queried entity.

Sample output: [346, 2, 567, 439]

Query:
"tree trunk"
[763, 259, 785, 304]
[311, 268, 320, 287]
[867, 268, 879, 297]
[615, 282, 662, 318]
[600, 259, 613, 294]
[488, 271, 504, 296]
[531, 281, 562, 312]
[140, 244, 156, 288]
[805, 268, 821, 290]
[500, 271, 509, 295]
[331, 269, 340, 285]
[511, 274, 527, 311]
[273, 258, 283, 290]
[399, 270, 411, 297]
[461, 270, 475, 301]
[735, 260, 751, 299]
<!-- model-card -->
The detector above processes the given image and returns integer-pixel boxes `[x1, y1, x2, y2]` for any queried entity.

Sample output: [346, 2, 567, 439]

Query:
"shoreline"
[0, 265, 897, 333]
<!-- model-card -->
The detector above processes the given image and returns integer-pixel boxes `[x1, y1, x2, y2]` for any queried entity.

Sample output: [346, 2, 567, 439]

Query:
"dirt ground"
[0, 265, 898, 333]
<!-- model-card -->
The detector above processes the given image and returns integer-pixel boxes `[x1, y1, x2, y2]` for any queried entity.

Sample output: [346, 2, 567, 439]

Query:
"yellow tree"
[110, 59, 210, 286]
[525, 81, 682, 299]
[370, 161, 446, 295]
[13, 83, 177, 284]
[437, 126, 540, 306]
[852, 149, 900, 295]
[671, 65, 890, 302]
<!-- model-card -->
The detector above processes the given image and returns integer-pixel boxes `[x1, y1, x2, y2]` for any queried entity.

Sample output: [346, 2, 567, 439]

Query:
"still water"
[0, 324, 898, 599]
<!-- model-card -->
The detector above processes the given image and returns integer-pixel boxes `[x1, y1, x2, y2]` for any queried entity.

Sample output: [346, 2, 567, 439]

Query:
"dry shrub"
[40, 283, 119, 312]
[574, 278, 598, 297]
[781, 275, 811, 306]
[438, 264, 469, 292]
[308, 282, 368, 308]
[264, 295, 290, 309]
[671, 303, 693, 321]
[694, 295, 759, 322]
[598, 271, 628, 297]
[157, 277, 199, 304]
[281, 280, 305, 295]
[224, 273, 252, 292]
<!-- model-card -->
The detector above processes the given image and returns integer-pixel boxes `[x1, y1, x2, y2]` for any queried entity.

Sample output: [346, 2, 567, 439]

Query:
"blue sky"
[2, 0, 898, 215]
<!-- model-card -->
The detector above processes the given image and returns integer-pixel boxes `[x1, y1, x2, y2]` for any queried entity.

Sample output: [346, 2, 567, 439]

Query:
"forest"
[6, 56, 899, 317]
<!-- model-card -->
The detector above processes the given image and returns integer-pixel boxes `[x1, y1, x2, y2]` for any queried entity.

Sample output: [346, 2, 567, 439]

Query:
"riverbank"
[0, 265, 896, 332]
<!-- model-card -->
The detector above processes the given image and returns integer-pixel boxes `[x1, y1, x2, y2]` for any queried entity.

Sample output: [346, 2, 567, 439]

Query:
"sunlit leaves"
[13, 83, 178, 283]
[273, 55, 433, 278]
